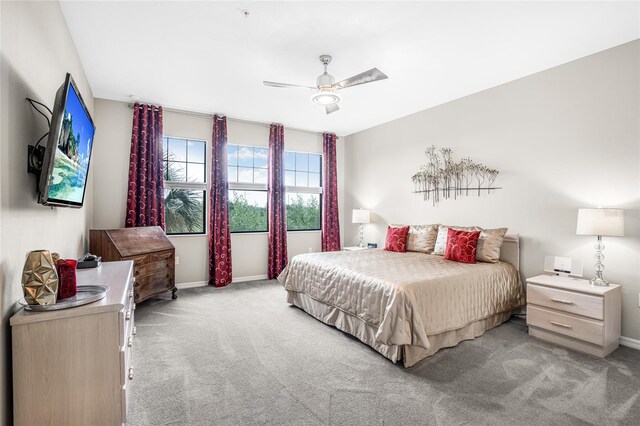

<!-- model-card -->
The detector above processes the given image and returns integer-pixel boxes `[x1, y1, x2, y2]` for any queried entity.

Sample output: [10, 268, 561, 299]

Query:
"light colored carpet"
[129, 280, 640, 425]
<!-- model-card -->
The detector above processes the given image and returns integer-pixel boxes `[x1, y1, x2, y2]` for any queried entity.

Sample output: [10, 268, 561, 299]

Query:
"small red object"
[56, 259, 78, 300]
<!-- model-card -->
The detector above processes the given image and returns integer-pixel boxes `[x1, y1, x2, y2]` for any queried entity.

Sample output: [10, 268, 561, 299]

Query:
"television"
[38, 73, 95, 208]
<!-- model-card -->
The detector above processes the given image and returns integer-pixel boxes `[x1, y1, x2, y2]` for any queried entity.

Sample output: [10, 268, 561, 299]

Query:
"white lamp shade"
[576, 208, 624, 237]
[352, 209, 370, 224]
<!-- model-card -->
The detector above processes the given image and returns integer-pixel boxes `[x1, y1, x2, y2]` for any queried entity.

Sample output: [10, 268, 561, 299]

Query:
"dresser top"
[526, 274, 620, 295]
[11, 261, 134, 326]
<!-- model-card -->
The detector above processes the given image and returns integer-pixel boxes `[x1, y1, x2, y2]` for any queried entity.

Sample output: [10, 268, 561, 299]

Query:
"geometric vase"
[21, 250, 59, 305]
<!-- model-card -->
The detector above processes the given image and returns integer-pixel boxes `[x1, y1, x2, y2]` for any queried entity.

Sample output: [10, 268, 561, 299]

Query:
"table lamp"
[352, 209, 370, 248]
[576, 208, 624, 286]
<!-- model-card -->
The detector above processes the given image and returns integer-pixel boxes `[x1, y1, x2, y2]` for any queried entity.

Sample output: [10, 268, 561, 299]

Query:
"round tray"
[20, 285, 109, 311]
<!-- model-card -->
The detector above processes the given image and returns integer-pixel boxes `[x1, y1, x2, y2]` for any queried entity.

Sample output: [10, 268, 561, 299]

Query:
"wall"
[344, 40, 640, 341]
[92, 98, 345, 284]
[0, 1, 95, 424]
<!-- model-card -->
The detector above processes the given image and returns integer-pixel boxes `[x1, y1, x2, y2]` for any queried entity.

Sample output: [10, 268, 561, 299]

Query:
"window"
[163, 137, 206, 235]
[227, 145, 268, 233]
[284, 151, 322, 231]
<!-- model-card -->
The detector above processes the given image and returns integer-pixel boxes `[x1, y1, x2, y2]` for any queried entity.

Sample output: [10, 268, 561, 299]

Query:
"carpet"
[128, 280, 640, 425]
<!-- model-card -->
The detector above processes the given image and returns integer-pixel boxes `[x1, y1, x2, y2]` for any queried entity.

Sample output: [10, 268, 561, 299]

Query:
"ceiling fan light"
[311, 90, 341, 105]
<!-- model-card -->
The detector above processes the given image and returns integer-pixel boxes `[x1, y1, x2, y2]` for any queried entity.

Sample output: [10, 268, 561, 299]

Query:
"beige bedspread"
[278, 249, 524, 351]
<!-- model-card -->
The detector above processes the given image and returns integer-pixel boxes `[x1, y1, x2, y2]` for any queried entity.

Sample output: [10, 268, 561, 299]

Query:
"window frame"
[284, 149, 323, 232]
[163, 135, 208, 236]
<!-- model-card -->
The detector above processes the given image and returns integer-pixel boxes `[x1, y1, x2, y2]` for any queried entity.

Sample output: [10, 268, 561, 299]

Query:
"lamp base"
[590, 276, 609, 287]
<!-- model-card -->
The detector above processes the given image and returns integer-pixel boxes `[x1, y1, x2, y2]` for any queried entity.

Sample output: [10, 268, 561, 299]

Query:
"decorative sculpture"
[412, 147, 500, 206]
[21, 250, 59, 305]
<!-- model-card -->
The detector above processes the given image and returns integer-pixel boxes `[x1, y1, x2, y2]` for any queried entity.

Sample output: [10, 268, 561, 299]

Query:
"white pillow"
[433, 226, 450, 256]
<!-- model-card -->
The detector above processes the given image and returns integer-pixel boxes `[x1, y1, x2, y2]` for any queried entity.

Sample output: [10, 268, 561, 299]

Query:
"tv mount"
[25, 98, 51, 180]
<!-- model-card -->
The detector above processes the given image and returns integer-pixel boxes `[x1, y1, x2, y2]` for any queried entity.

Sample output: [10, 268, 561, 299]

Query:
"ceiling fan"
[263, 55, 388, 114]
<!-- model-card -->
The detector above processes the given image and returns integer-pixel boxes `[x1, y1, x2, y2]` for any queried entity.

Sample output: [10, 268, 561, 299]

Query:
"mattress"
[278, 249, 524, 366]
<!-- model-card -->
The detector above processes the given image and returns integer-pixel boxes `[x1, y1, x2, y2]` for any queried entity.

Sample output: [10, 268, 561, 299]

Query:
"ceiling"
[59, 1, 639, 136]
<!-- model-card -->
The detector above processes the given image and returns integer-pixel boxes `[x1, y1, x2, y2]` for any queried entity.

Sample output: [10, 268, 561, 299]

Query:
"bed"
[277, 234, 524, 367]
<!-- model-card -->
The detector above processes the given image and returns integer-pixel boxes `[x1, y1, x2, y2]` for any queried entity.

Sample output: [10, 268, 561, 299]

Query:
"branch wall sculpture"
[411, 146, 500, 206]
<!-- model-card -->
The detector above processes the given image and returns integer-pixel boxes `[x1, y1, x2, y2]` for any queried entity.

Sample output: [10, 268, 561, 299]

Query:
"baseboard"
[232, 274, 269, 283]
[176, 281, 207, 289]
[620, 336, 640, 351]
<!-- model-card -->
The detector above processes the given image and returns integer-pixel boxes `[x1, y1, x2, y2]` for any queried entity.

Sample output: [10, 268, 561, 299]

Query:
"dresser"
[526, 274, 621, 358]
[11, 261, 136, 425]
[90, 226, 177, 302]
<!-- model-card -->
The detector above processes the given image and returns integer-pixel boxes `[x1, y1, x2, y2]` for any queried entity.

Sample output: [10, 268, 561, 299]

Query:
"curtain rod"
[127, 103, 330, 137]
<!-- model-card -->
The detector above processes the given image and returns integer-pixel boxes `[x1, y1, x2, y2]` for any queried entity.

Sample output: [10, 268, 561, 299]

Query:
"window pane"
[164, 189, 205, 234]
[227, 166, 237, 182]
[238, 146, 253, 167]
[166, 161, 186, 182]
[285, 171, 295, 186]
[254, 168, 267, 184]
[229, 190, 268, 232]
[163, 138, 168, 161]
[168, 138, 186, 161]
[295, 152, 309, 172]
[308, 172, 321, 187]
[286, 193, 320, 231]
[227, 145, 238, 166]
[309, 154, 321, 173]
[164, 161, 169, 181]
[285, 152, 296, 170]
[187, 140, 205, 164]
[187, 163, 205, 183]
[254, 147, 268, 168]
[295, 171, 308, 186]
[238, 167, 253, 183]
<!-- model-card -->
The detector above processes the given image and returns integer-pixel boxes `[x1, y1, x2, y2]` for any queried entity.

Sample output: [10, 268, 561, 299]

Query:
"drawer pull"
[133, 326, 137, 336]
[125, 310, 132, 320]
[132, 277, 136, 283]
[550, 298, 574, 305]
[128, 367, 134, 381]
[550, 320, 572, 329]
[128, 336, 133, 348]
[129, 290, 134, 299]
[133, 303, 137, 311]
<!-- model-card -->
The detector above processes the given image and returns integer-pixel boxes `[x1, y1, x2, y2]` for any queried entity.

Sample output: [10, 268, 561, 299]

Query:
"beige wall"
[92, 99, 345, 284]
[344, 40, 640, 340]
[0, 1, 95, 423]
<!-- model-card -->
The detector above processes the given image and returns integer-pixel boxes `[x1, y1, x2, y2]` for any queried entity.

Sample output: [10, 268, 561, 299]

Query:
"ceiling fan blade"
[325, 104, 340, 114]
[263, 81, 316, 89]
[333, 68, 388, 89]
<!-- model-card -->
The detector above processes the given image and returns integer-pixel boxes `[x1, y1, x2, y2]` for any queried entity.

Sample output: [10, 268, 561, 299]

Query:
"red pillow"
[384, 226, 410, 252]
[444, 229, 481, 264]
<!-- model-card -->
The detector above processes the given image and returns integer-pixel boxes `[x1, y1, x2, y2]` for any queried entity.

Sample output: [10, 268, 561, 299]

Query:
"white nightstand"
[343, 246, 370, 251]
[526, 274, 621, 358]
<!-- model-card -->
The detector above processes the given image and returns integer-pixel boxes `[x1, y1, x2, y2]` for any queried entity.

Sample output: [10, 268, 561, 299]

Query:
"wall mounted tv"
[38, 73, 95, 208]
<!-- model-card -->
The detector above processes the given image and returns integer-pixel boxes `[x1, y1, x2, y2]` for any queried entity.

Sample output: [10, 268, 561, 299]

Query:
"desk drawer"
[527, 305, 603, 345]
[527, 284, 603, 320]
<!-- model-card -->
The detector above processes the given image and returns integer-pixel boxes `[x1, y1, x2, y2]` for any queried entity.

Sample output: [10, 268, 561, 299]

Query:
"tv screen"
[39, 73, 95, 207]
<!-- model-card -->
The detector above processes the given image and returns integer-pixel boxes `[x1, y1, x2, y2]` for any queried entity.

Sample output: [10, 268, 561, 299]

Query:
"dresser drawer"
[527, 305, 603, 345]
[527, 284, 604, 320]
[150, 250, 174, 263]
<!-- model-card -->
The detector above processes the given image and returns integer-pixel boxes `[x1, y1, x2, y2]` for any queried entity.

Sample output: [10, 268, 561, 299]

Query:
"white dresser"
[11, 261, 135, 425]
[526, 274, 621, 358]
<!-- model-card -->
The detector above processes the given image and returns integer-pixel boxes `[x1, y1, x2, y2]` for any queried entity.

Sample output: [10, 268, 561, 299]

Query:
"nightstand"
[343, 246, 369, 251]
[526, 274, 621, 358]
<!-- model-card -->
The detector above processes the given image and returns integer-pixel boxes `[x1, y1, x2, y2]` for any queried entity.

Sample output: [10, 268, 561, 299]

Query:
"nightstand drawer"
[527, 305, 603, 345]
[527, 284, 603, 320]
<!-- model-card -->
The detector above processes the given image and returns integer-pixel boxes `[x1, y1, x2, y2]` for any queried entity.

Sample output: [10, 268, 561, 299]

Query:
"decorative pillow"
[444, 229, 481, 263]
[384, 226, 410, 252]
[476, 227, 508, 263]
[433, 225, 479, 255]
[407, 224, 439, 253]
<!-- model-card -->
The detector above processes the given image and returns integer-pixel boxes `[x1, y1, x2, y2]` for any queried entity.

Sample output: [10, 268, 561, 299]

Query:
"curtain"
[322, 132, 341, 251]
[267, 124, 288, 279]
[125, 103, 165, 229]
[208, 115, 232, 287]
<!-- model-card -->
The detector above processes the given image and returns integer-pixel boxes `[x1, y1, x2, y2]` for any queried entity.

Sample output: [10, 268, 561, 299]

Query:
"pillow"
[433, 225, 479, 255]
[476, 227, 508, 263]
[444, 229, 481, 263]
[384, 226, 410, 252]
[407, 224, 439, 253]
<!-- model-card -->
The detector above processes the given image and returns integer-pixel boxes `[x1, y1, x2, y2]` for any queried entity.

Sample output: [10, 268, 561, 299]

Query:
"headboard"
[499, 233, 520, 271]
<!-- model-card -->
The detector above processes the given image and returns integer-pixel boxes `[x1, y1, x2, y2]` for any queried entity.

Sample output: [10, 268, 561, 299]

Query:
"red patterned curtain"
[322, 132, 341, 251]
[268, 124, 288, 279]
[125, 103, 165, 229]
[208, 115, 232, 287]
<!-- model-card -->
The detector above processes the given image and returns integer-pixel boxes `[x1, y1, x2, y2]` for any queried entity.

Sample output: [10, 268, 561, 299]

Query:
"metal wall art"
[412, 147, 500, 206]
